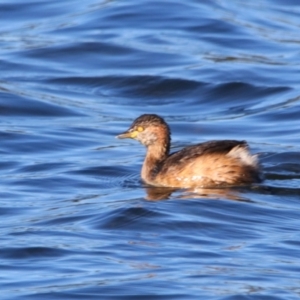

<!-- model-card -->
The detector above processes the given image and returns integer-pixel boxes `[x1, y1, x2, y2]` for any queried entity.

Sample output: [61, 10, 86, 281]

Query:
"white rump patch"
[227, 146, 258, 167]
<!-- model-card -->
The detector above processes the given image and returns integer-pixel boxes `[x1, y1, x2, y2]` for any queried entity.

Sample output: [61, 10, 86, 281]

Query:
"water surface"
[1, 0, 300, 299]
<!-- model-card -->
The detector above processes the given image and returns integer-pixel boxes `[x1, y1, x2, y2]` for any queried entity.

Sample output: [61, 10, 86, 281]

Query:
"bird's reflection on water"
[144, 185, 254, 202]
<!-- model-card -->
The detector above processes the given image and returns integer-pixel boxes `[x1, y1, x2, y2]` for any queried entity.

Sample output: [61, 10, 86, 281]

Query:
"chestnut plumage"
[117, 114, 262, 188]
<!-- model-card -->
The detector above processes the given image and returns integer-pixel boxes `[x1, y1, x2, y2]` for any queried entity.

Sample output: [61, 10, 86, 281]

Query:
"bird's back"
[152, 140, 261, 188]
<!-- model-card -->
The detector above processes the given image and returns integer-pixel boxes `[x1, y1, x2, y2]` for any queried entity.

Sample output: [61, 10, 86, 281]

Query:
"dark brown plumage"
[117, 114, 262, 188]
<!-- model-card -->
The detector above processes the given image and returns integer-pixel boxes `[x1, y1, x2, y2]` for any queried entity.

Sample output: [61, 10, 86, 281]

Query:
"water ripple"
[1, 0, 300, 299]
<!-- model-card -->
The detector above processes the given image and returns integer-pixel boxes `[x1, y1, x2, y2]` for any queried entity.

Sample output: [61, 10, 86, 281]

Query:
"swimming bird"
[117, 114, 261, 188]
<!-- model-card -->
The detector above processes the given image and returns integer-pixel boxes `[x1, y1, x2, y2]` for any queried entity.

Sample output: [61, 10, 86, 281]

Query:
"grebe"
[117, 114, 261, 188]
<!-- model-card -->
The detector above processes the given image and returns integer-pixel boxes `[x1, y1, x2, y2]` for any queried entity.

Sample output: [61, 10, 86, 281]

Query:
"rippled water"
[1, 0, 300, 299]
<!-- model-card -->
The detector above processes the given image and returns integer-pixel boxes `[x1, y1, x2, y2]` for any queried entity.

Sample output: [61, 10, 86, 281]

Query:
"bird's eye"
[137, 126, 144, 132]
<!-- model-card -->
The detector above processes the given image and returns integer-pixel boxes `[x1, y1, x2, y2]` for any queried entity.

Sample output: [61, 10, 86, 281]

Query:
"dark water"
[1, 0, 300, 299]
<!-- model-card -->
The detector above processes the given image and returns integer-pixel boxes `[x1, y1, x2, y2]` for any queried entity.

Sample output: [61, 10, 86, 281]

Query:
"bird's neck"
[141, 139, 170, 185]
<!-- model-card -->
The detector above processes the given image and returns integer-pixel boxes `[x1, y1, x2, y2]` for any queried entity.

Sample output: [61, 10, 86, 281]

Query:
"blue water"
[1, 0, 300, 299]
